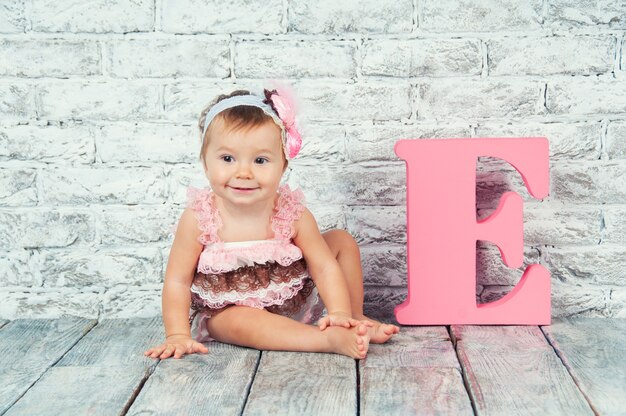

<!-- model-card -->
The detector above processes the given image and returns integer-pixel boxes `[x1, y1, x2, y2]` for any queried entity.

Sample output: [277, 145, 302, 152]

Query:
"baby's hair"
[198, 89, 283, 168]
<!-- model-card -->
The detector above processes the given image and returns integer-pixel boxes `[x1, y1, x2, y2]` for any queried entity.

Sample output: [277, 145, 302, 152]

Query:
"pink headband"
[202, 85, 302, 160]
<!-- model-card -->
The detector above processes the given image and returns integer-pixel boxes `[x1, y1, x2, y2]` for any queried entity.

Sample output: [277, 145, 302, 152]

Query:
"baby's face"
[204, 119, 286, 208]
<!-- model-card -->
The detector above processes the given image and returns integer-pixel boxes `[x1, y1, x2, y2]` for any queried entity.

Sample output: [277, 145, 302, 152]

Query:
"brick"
[31, 0, 154, 33]
[481, 281, 608, 317]
[545, 246, 626, 286]
[108, 38, 230, 78]
[418, 79, 542, 120]
[623, 38, 626, 72]
[488, 36, 615, 76]
[169, 165, 211, 204]
[39, 167, 167, 205]
[40, 248, 161, 288]
[422, 0, 542, 32]
[606, 289, 626, 318]
[0, 168, 37, 206]
[99, 205, 178, 244]
[476, 244, 541, 286]
[474, 161, 545, 210]
[101, 285, 161, 318]
[0, 82, 33, 119]
[547, 78, 626, 115]
[0, 250, 39, 287]
[295, 124, 345, 163]
[296, 80, 412, 122]
[0, 209, 95, 249]
[524, 207, 602, 246]
[606, 121, 626, 159]
[345, 124, 470, 162]
[360, 245, 406, 286]
[551, 281, 608, 317]
[284, 164, 348, 205]
[0, 0, 27, 33]
[287, 163, 406, 206]
[235, 40, 356, 78]
[162, 82, 246, 122]
[0, 290, 101, 319]
[362, 39, 482, 77]
[345, 206, 406, 245]
[0, 123, 95, 163]
[475, 122, 601, 160]
[39, 81, 161, 121]
[289, 0, 412, 34]
[307, 204, 347, 232]
[363, 286, 405, 323]
[97, 122, 197, 163]
[161, 0, 282, 34]
[0, 39, 99, 77]
[547, 0, 626, 29]
[604, 209, 626, 244]
[551, 161, 626, 204]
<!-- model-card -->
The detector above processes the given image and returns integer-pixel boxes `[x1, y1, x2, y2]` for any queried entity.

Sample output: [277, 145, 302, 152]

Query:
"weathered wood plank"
[244, 351, 356, 416]
[0, 318, 96, 414]
[542, 317, 626, 415]
[5, 318, 161, 416]
[128, 342, 260, 416]
[361, 326, 473, 415]
[57, 317, 164, 366]
[452, 325, 594, 416]
[5, 366, 148, 416]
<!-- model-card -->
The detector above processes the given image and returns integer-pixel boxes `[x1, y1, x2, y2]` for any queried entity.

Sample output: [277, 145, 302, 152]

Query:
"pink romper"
[184, 184, 326, 343]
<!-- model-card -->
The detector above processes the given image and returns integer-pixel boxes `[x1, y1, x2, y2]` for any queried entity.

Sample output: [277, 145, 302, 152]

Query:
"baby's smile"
[229, 185, 258, 193]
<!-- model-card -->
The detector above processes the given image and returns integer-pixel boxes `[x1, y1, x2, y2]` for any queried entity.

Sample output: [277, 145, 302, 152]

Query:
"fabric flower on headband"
[264, 83, 302, 159]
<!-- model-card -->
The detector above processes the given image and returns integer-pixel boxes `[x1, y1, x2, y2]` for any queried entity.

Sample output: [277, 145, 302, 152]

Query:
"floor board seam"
[239, 349, 263, 416]
[1, 318, 98, 416]
[120, 362, 159, 416]
[356, 359, 361, 416]
[539, 324, 599, 416]
[448, 325, 478, 416]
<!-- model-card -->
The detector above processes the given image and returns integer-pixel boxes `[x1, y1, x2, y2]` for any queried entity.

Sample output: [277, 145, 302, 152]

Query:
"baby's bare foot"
[356, 315, 400, 344]
[324, 323, 370, 359]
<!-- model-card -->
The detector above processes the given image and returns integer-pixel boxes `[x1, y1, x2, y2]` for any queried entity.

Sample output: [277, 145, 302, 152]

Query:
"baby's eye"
[221, 155, 233, 163]
[255, 157, 268, 164]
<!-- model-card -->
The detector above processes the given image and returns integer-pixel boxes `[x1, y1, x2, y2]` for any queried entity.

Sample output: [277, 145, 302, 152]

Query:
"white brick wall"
[0, 0, 625, 321]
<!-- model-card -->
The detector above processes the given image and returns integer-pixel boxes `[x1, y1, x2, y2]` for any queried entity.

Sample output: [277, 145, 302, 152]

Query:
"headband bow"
[263, 84, 302, 159]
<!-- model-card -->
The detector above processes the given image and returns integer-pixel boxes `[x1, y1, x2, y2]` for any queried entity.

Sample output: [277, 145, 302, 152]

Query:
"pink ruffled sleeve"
[186, 186, 222, 245]
[272, 184, 306, 240]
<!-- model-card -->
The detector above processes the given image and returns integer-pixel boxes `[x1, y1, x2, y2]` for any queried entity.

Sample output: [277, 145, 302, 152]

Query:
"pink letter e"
[395, 138, 551, 325]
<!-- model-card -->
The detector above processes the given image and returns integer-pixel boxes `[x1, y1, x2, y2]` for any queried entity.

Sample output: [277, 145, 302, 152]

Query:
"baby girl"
[144, 84, 399, 361]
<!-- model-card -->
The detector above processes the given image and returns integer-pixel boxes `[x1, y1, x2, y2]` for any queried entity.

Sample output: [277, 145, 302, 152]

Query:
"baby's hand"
[318, 312, 374, 331]
[144, 335, 209, 360]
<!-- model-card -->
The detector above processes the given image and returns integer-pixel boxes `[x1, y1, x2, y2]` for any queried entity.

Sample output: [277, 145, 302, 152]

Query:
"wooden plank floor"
[1, 317, 624, 416]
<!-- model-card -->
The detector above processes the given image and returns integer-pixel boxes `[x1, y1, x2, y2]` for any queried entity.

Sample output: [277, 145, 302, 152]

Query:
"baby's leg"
[206, 305, 370, 359]
[322, 229, 400, 344]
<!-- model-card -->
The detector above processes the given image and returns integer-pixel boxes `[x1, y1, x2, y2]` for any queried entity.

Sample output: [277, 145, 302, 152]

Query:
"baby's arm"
[293, 209, 361, 329]
[144, 208, 208, 359]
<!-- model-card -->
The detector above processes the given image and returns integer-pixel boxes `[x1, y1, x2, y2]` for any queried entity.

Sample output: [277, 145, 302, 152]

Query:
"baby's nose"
[235, 164, 253, 179]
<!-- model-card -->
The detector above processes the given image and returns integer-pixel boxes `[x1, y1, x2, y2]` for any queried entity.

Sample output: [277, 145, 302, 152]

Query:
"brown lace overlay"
[190, 258, 315, 318]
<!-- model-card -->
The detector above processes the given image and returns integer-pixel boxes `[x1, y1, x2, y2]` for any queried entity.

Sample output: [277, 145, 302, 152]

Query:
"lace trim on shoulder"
[186, 186, 222, 245]
[272, 184, 306, 241]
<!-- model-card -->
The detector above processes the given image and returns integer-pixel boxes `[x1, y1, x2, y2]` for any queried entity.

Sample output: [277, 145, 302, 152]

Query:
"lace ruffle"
[197, 240, 303, 274]
[272, 185, 306, 240]
[186, 186, 222, 245]
[190, 259, 309, 310]
[185, 184, 305, 245]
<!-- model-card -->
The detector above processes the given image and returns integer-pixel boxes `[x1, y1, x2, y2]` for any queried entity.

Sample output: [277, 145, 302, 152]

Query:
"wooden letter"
[395, 138, 551, 325]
